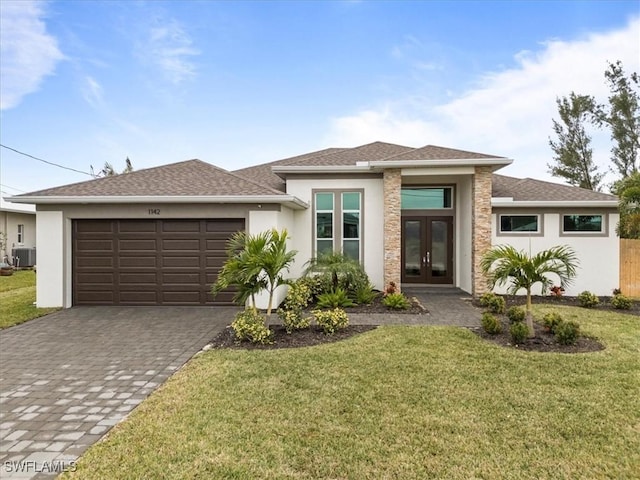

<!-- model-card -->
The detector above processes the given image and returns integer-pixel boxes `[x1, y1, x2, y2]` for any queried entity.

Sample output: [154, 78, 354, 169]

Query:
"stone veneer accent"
[472, 166, 493, 296]
[383, 169, 402, 290]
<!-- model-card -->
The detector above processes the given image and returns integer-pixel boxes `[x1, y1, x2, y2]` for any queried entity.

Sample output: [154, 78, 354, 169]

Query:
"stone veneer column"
[472, 166, 493, 297]
[383, 169, 402, 291]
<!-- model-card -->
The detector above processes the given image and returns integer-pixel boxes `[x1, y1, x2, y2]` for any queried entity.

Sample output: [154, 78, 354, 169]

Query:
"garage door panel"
[73, 218, 243, 305]
[75, 291, 116, 303]
[119, 256, 157, 268]
[162, 239, 200, 250]
[119, 239, 158, 251]
[163, 256, 200, 268]
[119, 222, 157, 233]
[76, 257, 114, 268]
[119, 291, 159, 304]
[119, 273, 157, 284]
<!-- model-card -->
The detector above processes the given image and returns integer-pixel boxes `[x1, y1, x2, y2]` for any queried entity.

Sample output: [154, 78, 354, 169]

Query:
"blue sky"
[1, 0, 639, 204]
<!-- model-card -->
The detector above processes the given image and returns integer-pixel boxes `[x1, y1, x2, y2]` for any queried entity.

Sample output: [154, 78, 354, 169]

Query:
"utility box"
[11, 247, 36, 267]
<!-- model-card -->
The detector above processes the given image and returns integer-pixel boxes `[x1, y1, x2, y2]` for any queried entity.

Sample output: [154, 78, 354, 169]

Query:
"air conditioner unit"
[12, 248, 36, 267]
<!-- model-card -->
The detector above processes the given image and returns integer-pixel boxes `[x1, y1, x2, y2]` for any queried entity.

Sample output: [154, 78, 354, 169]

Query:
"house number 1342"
[148, 208, 161, 215]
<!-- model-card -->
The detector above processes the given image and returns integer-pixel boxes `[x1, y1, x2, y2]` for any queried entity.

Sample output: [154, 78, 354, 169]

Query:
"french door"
[401, 216, 453, 284]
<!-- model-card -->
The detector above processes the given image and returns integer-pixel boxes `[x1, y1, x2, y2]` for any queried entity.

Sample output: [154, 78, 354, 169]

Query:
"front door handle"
[426, 251, 430, 265]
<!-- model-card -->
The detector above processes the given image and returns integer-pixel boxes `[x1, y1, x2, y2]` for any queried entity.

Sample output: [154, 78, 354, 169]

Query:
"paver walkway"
[0, 307, 234, 479]
[349, 287, 483, 327]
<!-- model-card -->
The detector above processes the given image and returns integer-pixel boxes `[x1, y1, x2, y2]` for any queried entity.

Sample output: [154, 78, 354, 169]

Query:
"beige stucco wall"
[286, 177, 386, 289]
[0, 210, 36, 262]
[490, 209, 619, 296]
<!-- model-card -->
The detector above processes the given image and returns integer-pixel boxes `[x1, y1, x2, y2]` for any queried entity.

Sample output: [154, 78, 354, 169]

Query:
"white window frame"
[314, 192, 335, 256]
[17, 224, 25, 244]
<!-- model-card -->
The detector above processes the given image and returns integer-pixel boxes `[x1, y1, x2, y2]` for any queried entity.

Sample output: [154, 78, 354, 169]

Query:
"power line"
[0, 184, 27, 193]
[0, 144, 94, 177]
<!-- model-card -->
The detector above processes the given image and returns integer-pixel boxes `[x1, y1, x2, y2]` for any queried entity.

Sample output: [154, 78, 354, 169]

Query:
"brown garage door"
[73, 219, 244, 305]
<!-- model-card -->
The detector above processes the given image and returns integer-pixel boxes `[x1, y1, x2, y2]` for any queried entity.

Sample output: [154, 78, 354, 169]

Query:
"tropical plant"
[278, 309, 311, 334]
[541, 312, 564, 333]
[354, 284, 378, 305]
[317, 288, 355, 308]
[480, 245, 579, 337]
[506, 306, 526, 324]
[304, 251, 370, 296]
[212, 229, 297, 321]
[509, 321, 529, 344]
[555, 320, 580, 345]
[382, 292, 411, 310]
[611, 293, 632, 310]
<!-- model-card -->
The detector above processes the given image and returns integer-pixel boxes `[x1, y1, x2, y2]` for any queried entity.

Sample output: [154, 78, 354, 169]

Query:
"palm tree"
[304, 251, 367, 292]
[480, 245, 579, 336]
[212, 229, 297, 322]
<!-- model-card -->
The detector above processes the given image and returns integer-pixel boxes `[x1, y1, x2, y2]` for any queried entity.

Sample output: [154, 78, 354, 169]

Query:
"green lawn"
[63, 306, 639, 479]
[0, 270, 59, 328]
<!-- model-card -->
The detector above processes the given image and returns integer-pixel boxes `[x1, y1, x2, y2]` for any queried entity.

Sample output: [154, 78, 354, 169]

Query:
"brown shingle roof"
[234, 147, 347, 192]
[382, 144, 503, 161]
[492, 174, 617, 202]
[18, 160, 286, 197]
[234, 142, 413, 191]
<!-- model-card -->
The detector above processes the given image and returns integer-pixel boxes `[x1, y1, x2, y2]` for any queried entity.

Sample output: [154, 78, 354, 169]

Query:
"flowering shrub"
[282, 281, 312, 311]
[313, 308, 349, 334]
[278, 309, 311, 334]
[231, 308, 272, 344]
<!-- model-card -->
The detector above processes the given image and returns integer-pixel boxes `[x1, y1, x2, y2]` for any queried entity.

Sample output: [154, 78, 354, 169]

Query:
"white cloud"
[0, 0, 64, 110]
[138, 18, 199, 85]
[326, 16, 640, 186]
[81, 75, 104, 108]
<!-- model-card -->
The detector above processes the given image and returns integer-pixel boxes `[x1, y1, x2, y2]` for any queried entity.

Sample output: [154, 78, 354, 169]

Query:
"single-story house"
[0, 199, 36, 266]
[6, 141, 618, 308]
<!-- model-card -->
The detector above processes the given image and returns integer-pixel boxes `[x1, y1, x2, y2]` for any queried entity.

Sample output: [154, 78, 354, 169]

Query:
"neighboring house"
[0, 199, 36, 265]
[5, 141, 618, 308]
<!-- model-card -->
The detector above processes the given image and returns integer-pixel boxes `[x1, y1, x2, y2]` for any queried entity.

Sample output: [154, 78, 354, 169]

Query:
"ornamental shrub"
[382, 292, 411, 310]
[541, 312, 563, 333]
[577, 291, 600, 308]
[479, 292, 506, 314]
[507, 306, 526, 323]
[317, 288, 355, 308]
[278, 309, 311, 334]
[354, 283, 378, 305]
[231, 308, 272, 344]
[481, 312, 502, 334]
[611, 293, 632, 310]
[509, 321, 529, 344]
[282, 281, 312, 311]
[555, 320, 580, 345]
[313, 308, 349, 334]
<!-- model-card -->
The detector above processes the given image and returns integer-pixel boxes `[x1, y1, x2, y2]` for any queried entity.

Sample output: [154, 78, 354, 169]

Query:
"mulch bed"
[472, 319, 605, 353]
[496, 295, 640, 316]
[209, 325, 378, 350]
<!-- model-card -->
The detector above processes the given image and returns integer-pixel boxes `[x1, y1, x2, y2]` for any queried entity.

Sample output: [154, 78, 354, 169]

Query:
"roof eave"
[4, 195, 309, 210]
[369, 158, 513, 170]
[491, 199, 618, 208]
[271, 165, 373, 176]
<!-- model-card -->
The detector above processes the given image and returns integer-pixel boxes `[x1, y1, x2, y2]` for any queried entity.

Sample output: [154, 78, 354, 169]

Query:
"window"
[314, 191, 362, 261]
[315, 193, 334, 256]
[499, 215, 539, 233]
[562, 215, 603, 233]
[17, 224, 24, 244]
[342, 192, 361, 261]
[401, 187, 452, 209]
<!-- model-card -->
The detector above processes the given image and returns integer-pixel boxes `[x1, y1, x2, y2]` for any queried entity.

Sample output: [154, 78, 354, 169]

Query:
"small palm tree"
[304, 251, 366, 292]
[480, 245, 579, 336]
[212, 229, 297, 322]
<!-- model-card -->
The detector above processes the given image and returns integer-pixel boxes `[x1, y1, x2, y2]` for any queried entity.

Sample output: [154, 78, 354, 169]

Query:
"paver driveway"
[0, 306, 235, 479]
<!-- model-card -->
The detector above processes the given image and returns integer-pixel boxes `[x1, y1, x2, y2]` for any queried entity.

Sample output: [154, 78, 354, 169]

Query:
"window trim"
[497, 214, 543, 236]
[312, 188, 364, 261]
[314, 192, 334, 257]
[17, 224, 25, 245]
[341, 192, 361, 262]
[560, 213, 608, 237]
